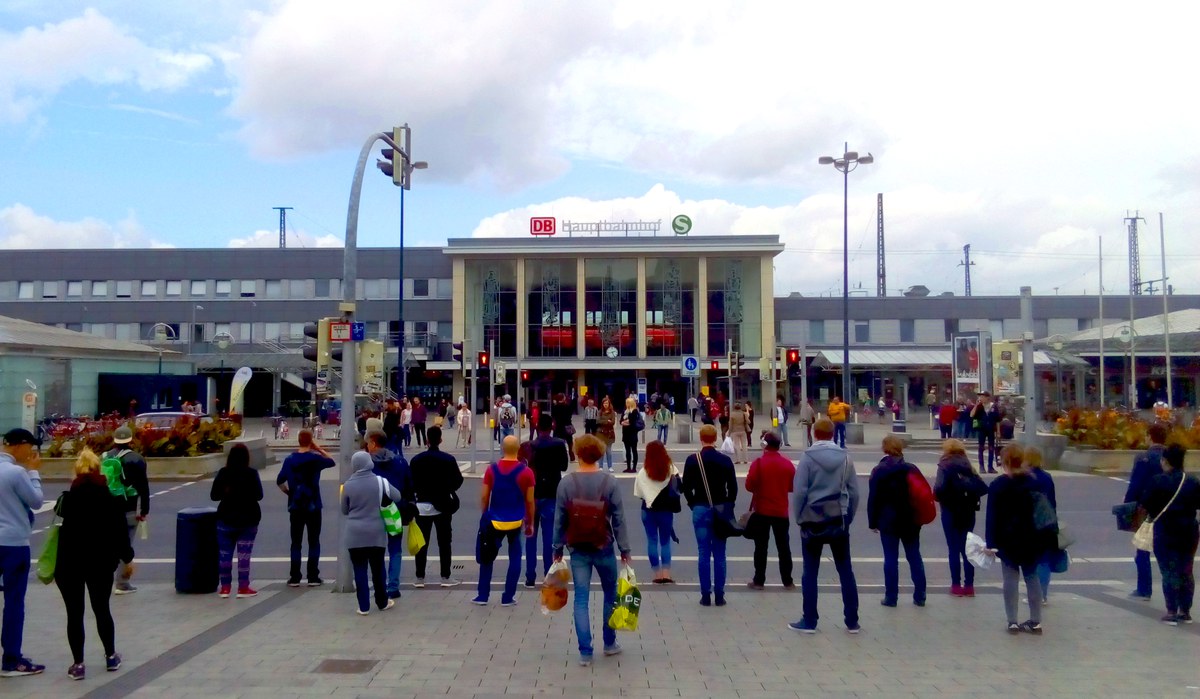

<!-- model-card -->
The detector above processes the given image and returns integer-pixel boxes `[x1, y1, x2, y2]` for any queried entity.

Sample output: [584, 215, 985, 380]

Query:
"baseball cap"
[112, 425, 134, 444]
[978, 391, 992, 398]
[3, 428, 40, 447]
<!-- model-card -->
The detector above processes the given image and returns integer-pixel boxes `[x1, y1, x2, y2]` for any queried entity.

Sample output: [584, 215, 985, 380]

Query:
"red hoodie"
[746, 450, 796, 518]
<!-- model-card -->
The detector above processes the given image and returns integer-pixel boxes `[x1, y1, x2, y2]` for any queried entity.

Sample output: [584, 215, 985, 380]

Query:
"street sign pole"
[489, 338, 496, 463]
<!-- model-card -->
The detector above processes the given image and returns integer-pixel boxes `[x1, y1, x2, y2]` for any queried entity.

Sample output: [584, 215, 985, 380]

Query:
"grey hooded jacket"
[341, 451, 402, 549]
[793, 440, 859, 526]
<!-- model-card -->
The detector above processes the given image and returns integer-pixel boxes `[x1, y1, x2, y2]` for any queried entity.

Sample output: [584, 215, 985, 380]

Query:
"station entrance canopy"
[810, 348, 1088, 371]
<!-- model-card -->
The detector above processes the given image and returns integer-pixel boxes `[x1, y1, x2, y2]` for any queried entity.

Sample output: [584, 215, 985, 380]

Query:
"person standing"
[399, 399, 413, 449]
[365, 431, 413, 599]
[474, 436, 534, 606]
[986, 444, 1049, 634]
[688, 395, 699, 423]
[55, 449, 132, 680]
[1125, 423, 1168, 600]
[971, 392, 1001, 473]
[933, 439, 987, 597]
[728, 402, 749, 465]
[682, 425, 737, 607]
[341, 451, 401, 615]
[410, 427, 463, 588]
[552, 434, 631, 666]
[1139, 444, 1200, 625]
[620, 397, 643, 473]
[455, 402, 472, 449]
[1026, 447, 1058, 604]
[383, 399, 402, 453]
[550, 393, 575, 461]
[498, 395, 518, 441]
[789, 418, 860, 634]
[654, 401, 672, 444]
[868, 435, 928, 608]
[583, 397, 598, 435]
[524, 415, 568, 588]
[827, 396, 849, 449]
[937, 399, 957, 440]
[745, 432, 795, 590]
[775, 398, 790, 447]
[0, 429, 44, 677]
[103, 425, 149, 595]
[924, 388, 938, 426]
[797, 399, 815, 447]
[276, 430, 335, 587]
[596, 397, 618, 472]
[634, 441, 680, 584]
[411, 397, 428, 448]
[210, 444, 263, 599]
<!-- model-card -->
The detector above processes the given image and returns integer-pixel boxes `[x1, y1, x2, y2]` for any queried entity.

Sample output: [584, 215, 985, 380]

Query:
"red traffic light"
[710, 360, 719, 371]
[787, 349, 800, 364]
[521, 370, 529, 382]
[478, 350, 489, 368]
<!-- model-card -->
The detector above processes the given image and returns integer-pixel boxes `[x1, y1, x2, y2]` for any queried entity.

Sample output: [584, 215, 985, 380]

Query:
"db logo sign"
[530, 217, 556, 236]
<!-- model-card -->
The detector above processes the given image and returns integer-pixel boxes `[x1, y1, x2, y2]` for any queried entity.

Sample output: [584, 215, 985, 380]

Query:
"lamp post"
[189, 304, 204, 356]
[818, 144, 873, 404]
[375, 124, 428, 399]
[1048, 334, 1066, 410]
[214, 331, 233, 416]
[149, 323, 178, 376]
[1116, 324, 1136, 408]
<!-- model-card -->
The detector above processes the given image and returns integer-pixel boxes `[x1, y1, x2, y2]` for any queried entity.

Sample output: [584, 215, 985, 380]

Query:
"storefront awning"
[811, 349, 1087, 371]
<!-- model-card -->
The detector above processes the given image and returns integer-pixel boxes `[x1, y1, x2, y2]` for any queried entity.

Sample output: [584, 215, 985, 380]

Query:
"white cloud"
[0, 8, 214, 122]
[0, 204, 170, 248]
[227, 228, 342, 248]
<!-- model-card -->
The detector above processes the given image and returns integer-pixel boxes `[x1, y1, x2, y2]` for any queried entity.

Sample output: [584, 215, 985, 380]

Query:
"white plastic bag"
[540, 559, 571, 615]
[965, 531, 995, 570]
[720, 436, 735, 455]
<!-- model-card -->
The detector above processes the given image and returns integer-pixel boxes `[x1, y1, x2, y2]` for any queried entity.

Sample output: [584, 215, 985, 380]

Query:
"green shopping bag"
[607, 565, 641, 632]
[36, 524, 60, 585]
[378, 477, 404, 537]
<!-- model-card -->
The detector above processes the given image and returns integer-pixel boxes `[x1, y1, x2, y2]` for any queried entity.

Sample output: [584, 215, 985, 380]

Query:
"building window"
[67, 281, 83, 297]
[265, 280, 282, 299]
[809, 320, 825, 344]
[944, 319, 958, 342]
[141, 281, 157, 297]
[387, 279, 400, 298]
[235, 323, 251, 342]
[314, 279, 330, 297]
[90, 281, 108, 297]
[116, 281, 132, 298]
[66, 322, 82, 332]
[436, 278, 453, 298]
[289, 279, 307, 297]
[900, 319, 915, 343]
[364, 279, 383, 298]
[215, 280, 232, 297]
[264, 323, 280, 341]
[854, 321, 870, 343]
[166, 281, 182, 297]
[190, 280, 207, 297]
[214, 323, 231, 339]
[42, 282, 58, 298]
[412, 279, 430, 298]
[17, 282, 33, 299]
[239, 280, 256, 298]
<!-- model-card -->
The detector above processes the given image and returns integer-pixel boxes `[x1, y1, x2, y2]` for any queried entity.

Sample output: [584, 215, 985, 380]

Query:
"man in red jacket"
[746, 431, 797, 589]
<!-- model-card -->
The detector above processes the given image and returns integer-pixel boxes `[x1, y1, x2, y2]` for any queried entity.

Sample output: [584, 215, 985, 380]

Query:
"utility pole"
[1126, 211, 1145, 296]
[1098, 236, 1105, 408]
[273, 206, 292, 249]
[959, 244, 975, 297]
[876, 193, 886, 297]
[1160, 213, 1172, 406]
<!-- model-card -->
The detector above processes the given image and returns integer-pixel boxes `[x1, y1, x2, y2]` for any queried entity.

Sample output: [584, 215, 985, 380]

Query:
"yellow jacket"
[827, 401, 849, 423]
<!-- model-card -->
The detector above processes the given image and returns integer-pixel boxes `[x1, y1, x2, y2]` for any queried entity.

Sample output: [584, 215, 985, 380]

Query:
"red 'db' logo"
[530, 217, 556, 236]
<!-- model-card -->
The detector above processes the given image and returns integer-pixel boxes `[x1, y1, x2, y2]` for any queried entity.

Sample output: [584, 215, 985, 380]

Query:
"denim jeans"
[603, 444, 614, 470]
[1002, 560, 1041, 624]
[977, 431, 996, 471]
[691, 505, 727, 597]
[940, 511, 974, 587]
[1154, 540, 1196, 615]
[1134, 549, 1154, 597]
[657, 425, 669, 443]
[0, 545, 30, 664]
[569, 548, 618, 657]
[386, 533, 404, 595]
[349, 546, 387, 613]
[1036, 555, 1052, 600]
[477, 528, 522, 603]
[778, 423, 790, 446]
[799, 534, 858, 627]
[216, 523, 257, 589]
[880, 531, 927, 604]
[641, 509, 674, 570]
[833, 422, 846, 448]
[525, 499, 556, 583]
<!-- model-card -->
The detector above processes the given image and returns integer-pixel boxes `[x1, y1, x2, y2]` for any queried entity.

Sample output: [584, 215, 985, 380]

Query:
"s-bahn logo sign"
[530, 217, 557, 236]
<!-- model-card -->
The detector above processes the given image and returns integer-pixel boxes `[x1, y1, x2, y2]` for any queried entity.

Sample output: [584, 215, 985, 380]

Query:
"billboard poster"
[951, 332, 992, 397]
[992, 340, 1021, 396]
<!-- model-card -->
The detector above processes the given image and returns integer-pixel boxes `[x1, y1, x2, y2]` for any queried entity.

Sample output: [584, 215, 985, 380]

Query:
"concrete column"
[697, 256, 709, 358]
[515, 257, 526, 360]
[576, 258, 586, 360]
[636, 257, 647, 359]
[452, 257, 467, 406]
[760, 255, 776, 419]
[1020, 286, 1038, 434]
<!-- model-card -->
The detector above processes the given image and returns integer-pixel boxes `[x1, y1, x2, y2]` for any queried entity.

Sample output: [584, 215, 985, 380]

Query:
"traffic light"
[452, 341, 466, 371]
[710, 360, 719, 371]
[787, 348, 800, 365]
[493, 361, 506, 386]
[478, 350, 489, 373]
[376, 126, 407, 187]
[302, 319, 331, 392]
[357, 340, 384, 392]
[730, 351, 741, 377]
[521, 370, 529, 382]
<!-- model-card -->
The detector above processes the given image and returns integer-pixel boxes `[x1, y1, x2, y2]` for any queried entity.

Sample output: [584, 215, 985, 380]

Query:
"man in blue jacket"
[1125, 423, 1167, 600]
[0, 429, 45, 677]
[276, 430, 335, 587]
[366, 430, 413, 599]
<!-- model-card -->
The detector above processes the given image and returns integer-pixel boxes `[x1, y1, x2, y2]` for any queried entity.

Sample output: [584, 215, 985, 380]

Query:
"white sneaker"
[440, 577, 461, 588]
[413, 578, 425, 588]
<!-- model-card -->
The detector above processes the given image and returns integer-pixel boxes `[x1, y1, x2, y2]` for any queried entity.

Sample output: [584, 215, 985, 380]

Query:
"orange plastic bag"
[540, 560, 571, 614]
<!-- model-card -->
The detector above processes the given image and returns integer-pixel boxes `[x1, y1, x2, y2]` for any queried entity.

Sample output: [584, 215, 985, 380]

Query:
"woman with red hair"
[634, 441, 681, 584]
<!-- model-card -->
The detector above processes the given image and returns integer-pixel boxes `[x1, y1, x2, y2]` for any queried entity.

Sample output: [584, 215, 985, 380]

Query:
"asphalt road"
[29, 444, 1141, 593]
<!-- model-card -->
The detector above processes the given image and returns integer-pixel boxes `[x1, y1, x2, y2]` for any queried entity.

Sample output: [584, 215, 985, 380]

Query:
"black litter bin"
[175, 507, 219, 594]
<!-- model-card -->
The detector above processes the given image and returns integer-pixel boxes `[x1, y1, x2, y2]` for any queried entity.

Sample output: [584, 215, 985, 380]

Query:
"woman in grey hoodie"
[341, 451, 402, 615]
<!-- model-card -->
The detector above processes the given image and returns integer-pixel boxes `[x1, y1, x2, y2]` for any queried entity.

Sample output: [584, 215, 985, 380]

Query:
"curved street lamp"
[1115, 324, 1137, 408]
[818, 144, 873, 405]
[149, 323, 178, 376]
[1047, 333, 1066, 409]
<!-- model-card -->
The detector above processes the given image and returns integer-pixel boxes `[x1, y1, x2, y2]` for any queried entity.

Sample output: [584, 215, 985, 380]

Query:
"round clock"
[606, 346, 618, 358]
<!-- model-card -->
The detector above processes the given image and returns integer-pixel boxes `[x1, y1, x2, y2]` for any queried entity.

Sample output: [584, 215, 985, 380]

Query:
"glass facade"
[706, 258, 761, 357]
[465, 260, 518, 357]
[584, 259, 637, 358]
[645, 258, 696, 356]
[526, 259, 577, 358]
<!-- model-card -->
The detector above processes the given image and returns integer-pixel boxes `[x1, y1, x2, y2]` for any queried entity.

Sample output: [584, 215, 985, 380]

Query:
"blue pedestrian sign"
[350, 322, 365, 342]
[681, 355, 700, 377]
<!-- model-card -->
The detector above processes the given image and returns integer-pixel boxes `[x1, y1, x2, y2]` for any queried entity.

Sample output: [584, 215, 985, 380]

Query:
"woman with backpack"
[210, 444, 264, 599]
[867, 435, 928, 608]
[633, 441, 680, 584]
[552, 434, 631, 666]
[55, 449, 133, 680]
[985, 444, 1050, 634]
[1025, 447, 1059, 604]
[620, 397, 643, 473]
[933, 439, 987, 597]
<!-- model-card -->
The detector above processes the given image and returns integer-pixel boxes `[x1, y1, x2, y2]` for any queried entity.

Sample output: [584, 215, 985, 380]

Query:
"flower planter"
[1059, 447, 1200, 475]
[38, 437, 273, 480]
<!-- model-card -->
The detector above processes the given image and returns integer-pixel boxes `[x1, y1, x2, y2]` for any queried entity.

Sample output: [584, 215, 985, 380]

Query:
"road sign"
[329, 322, 351, 342]
[681, 355, 700, 377]
[637, 377, 648, 405]
[350, 322, 365, 342]
[671, 214, 692, 235]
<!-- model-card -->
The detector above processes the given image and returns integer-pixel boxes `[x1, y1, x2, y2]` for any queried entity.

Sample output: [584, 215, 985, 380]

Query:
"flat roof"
[0, 314, 170, 358]
[444, 234, 784, 257]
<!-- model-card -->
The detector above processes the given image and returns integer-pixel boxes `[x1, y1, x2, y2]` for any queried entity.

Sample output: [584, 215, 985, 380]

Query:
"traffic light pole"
[488, 339, 496, 463]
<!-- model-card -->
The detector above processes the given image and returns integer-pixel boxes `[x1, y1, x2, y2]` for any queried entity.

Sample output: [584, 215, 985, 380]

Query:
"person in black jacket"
[104, 425, 149, 595]
[1026, 447, 1058, 604]
[970, 392, 1001, 473]
[210, 444, 263, 599]
[868, 435, 927, 607]
[620, 397, 643, 473]
[1139, 444, 1200, 625]
[409, 427, 464, 587]
[986, 444, 1050, 634]
[550, 393, 576, 462]
[681, 425, 737, 607]
[55, 448, 133, 680]
[364, 431, 413, 599]
[1125, 423, 1167, 599]
[524, 414, 569, 587]
[933, 439, 987, 598]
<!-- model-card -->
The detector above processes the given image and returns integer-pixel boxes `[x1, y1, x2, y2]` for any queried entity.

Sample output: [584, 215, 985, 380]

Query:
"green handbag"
[378, 477, 404, 537]
[36, 524, 60, 584]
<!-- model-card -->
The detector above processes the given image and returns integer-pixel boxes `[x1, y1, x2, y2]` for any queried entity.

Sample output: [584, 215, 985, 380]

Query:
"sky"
[2, 1, 1198, 299]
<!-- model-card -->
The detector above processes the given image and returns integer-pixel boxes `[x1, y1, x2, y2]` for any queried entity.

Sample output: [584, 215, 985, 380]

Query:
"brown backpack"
[566, 497, 611, 549]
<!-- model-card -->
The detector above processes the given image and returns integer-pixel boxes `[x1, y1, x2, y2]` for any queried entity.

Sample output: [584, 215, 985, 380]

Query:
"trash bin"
[175, 507, 219, 594]
[891, 419, 907, 433]
[677, 422, 693, 445]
